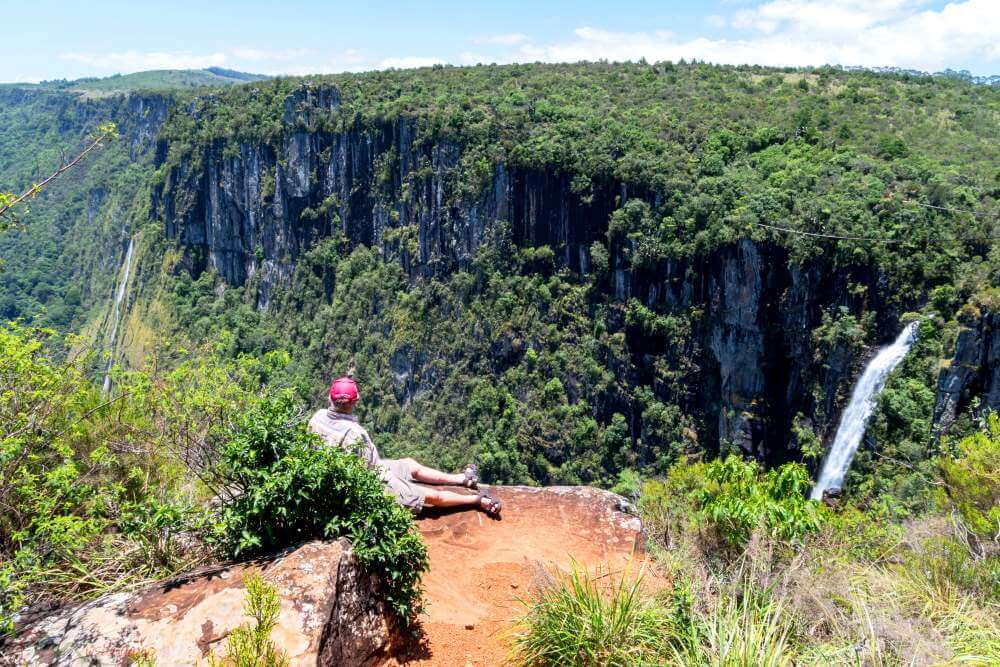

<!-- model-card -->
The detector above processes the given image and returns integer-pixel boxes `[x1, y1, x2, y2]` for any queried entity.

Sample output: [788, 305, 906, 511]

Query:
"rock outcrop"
[2, 539, 390, 667]
[934, 306, 1000, 432]
[2, 486, 643, 667]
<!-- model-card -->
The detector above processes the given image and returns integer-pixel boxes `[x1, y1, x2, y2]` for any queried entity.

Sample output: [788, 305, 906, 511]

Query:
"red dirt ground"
[386, 485, 649, 667]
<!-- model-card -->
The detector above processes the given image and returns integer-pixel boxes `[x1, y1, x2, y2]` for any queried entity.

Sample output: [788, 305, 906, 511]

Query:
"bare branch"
[0, 122, 118, 222]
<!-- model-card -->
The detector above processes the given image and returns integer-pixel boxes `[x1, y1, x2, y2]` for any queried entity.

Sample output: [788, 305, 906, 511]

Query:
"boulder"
[2, 539, 390, 666]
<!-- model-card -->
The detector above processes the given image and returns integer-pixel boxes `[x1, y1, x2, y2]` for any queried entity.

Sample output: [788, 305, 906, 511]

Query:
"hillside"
[1, 60, 998, 664]
[148, 62, 999, 485]
[2, 62, 999, 487]
[0, 67, 268, 97]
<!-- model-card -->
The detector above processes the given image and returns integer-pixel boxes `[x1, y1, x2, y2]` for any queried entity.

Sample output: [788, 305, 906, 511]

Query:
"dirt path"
[388, 486, 647, 666]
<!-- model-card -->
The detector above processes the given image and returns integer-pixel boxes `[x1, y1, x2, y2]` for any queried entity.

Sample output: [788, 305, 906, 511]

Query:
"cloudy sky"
[4, 0, 998, 82]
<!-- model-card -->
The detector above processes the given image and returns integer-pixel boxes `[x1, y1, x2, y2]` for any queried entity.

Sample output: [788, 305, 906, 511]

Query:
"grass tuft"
[513, 564, 669, 666]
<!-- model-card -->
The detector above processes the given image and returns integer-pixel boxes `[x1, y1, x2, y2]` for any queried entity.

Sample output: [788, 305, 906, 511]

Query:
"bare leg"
[401, 457, 466, 486]
[422, 487, 493, 511]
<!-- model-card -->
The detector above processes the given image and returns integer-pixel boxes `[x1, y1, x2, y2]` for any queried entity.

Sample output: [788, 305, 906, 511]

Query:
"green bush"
[0, 324, 201, 635]
[638, 460, 708, 550]
[937, 412, 1000, 546]
[695, 456, 822, 551]
[211, 393, 428, 625]
[639, 456, 822, 555]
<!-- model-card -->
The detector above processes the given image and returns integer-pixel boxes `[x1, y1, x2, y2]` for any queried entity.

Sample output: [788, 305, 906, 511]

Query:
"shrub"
[0, 324, 202, 635]
[207, 572, 289, 667]
[638, 460, 707, 550]
[210, 393, 428, 625]
[696, 456, 822, 551]
[937, 412, 1000, 547]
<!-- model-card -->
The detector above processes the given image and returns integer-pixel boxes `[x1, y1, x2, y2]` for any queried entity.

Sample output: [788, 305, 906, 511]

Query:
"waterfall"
[102, 237, 136, 397]
[811, 321, 919, 500]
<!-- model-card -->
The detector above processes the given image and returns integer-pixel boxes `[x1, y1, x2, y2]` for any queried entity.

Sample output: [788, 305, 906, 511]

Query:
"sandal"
[462, 463, 479, 489]
[478, 491, 502, 516]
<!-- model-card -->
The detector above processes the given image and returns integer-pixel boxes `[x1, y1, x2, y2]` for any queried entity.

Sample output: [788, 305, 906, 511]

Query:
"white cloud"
[231, 47, 310, 62]
[474, 33, 528, 45]
[505, 0, 999, 72]
[379, 56, 444, 69]
[58, 50, 227, 72]
[50, 1, 1000, 80]
[458, 51, 492, 65]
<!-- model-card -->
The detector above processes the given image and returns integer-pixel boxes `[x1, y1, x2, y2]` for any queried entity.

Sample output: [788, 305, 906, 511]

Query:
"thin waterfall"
[102, 236, 136, 397]
[811, 321, 919, 500]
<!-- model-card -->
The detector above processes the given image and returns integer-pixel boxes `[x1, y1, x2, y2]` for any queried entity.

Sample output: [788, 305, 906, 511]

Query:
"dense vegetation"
[144, 61, 1000, 487]
[0, 324, 426, 635]
[516, 440, 999, 664]
[0, 61, 998, 661]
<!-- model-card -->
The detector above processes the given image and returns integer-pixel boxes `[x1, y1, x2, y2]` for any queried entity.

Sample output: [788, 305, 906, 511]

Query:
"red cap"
[329, 376, 359, 403]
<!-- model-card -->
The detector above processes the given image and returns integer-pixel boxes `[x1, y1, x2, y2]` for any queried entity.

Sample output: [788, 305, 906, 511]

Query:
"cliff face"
[152, 83, 911, 462]
[154, 86, 614, 309]
[934, 307, 1000, 432]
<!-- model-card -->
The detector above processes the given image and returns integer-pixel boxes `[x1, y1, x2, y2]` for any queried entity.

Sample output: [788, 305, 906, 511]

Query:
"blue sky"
[4, 0, 998, 82]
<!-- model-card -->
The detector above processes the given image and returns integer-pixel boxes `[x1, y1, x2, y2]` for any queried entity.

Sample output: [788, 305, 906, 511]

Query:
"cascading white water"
[811, 321, 919, 500]
[102, 237, 135, 396]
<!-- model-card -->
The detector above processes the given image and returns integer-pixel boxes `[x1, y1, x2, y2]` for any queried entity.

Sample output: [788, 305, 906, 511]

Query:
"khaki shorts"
[381, 458, 427, 512]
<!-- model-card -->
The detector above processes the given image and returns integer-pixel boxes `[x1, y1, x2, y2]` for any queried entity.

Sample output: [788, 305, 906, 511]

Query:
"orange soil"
[386, 486, 650, 667]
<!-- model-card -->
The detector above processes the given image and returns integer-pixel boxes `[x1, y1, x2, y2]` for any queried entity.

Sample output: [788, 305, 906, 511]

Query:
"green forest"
[1, 61, 998, 663]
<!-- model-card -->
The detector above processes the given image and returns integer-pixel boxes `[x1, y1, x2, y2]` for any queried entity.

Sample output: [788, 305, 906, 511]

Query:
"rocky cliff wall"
[934, 306, 1000, 432]
[154, 86, 615, 309]
[152, 83, 915, 462]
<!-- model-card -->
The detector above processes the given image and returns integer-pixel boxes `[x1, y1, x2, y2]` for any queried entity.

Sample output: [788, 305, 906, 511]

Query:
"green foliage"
[672, 574, 796, 667]
[638, 461, 707, 550]
[695, 456, 822, 550]
[207, 572, 289, 667]
[811, 306, 871, 361]
[790, 413, 822, 464]
[0, 324, 426, 636]
[210, 393, 428, 624]
[0, 90, 152, 329]
[6, 61, 1000, 493]
[513, 565, 672, 666]
[639, 456, 822, 558]
[0, 120, 117, 232]
[938, 412, 1000, 545]
[0, 323, 204, 635]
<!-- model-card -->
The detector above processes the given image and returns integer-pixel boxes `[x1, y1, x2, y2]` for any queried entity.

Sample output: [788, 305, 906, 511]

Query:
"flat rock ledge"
[1, 485, 643, 666]
[1, 539, 390, 667]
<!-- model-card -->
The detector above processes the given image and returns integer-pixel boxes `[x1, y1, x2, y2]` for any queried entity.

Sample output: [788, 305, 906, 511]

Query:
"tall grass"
[894, 552, 1000, 664]
[671, 573, 796, 667]
[513, 563, 803, 666]
[512, 565, 670, 666]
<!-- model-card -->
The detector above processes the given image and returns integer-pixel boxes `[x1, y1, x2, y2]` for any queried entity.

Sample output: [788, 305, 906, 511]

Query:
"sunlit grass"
[512, 564, 670, 666]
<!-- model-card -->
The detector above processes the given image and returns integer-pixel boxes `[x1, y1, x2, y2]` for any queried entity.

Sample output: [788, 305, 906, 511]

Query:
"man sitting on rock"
[309, 376, 502, 516]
